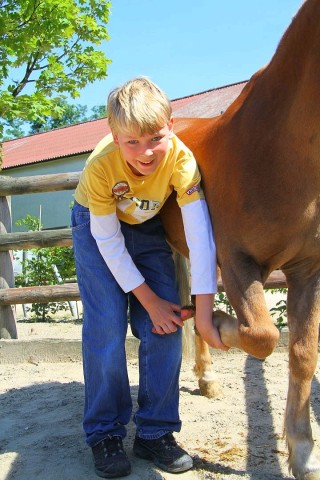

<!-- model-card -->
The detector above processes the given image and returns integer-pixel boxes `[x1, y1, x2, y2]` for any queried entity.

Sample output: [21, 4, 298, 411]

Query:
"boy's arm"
[195, 293, 229, 350]
[90, 212, 144, 292]
[181, 199, 228, 351]
[90, 212, 183, 333]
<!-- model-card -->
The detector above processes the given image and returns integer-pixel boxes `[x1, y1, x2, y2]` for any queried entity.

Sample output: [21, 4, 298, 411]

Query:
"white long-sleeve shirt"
[75, 132, 217, 295]
[90, 199, 217, 294]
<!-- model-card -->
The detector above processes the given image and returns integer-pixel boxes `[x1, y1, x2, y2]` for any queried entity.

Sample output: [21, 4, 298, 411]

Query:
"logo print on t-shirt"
[186, 184, 200, 195]
[112, 181, 130, 198]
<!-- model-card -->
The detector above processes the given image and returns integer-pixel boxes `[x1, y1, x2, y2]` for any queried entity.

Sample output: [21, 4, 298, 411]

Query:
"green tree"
[2, 117, 26, 139]
[27, 99, 106, 133]
[0, 0, 111, 142]
[28, 99, 89, 133]
[2, 100, 107, 138]
[90, 104, 107, 120]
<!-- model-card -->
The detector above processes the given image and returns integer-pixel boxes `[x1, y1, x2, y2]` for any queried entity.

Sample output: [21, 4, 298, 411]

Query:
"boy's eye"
[128, 140, 138, 145]
[152, 136, 163, 142]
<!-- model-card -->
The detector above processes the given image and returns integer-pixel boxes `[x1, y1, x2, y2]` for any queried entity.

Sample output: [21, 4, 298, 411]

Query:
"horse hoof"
[199, 378, 223, 398]
[301, 473, 320, 480]
[0, 328, 11, 339]
[292, 470, 320, 480]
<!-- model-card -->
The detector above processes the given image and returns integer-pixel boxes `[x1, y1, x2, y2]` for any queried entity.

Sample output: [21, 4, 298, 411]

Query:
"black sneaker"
[133, 432, 193, 473]
[92, 436, 131, 478]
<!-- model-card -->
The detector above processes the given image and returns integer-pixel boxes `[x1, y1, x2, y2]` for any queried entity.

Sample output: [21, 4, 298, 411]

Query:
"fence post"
[0, 195, 17, 338]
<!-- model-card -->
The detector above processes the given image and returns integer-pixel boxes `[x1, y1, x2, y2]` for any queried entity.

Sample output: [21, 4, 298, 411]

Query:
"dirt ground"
[1, 320, 320, 480]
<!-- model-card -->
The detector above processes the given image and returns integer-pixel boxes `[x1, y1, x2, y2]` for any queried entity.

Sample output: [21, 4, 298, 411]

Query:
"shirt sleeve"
[90, 212, 145, 293]
[85, 161, 117, 216]
[171, 150, 204, 207]
[181, 199, 217, 294]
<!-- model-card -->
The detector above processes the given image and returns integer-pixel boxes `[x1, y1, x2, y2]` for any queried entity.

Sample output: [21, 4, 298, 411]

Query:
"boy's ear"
[111, 130, 119, 145]
[168, 117, 174, 137]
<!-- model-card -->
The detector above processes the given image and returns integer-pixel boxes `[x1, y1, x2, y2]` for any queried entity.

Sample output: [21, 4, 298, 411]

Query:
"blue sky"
[76, 0, 303, 110]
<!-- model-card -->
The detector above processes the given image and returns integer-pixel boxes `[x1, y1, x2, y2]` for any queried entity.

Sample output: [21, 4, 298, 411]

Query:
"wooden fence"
[0, 172, 287, 339]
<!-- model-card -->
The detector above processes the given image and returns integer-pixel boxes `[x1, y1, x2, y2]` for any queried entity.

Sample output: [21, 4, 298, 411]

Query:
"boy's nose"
[143, 148, 154, 157]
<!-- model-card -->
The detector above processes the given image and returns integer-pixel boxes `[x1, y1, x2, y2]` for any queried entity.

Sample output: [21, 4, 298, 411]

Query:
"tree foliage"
[27, 99, 106, 134]
[2, 99, 106, 139]
[0, 0, 111, 131]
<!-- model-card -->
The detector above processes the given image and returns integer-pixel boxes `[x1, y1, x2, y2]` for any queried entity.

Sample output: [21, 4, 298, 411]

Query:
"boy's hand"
[132, 282, 183, 335]
[197, 321, 229, 351]
[179, 303, 229, 351]
[149, 298, 184, 335]
[194, 293, 229, 351]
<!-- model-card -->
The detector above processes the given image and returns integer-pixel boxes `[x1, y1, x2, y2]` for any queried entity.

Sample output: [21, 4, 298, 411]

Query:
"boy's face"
[112, 119, 173, 176]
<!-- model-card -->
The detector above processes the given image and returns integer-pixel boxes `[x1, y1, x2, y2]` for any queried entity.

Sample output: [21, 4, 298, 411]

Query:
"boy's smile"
[112, 119, 173, 176]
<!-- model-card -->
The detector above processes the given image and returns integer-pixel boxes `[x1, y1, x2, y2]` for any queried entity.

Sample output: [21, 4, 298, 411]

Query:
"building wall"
[2, 154, 88, 232]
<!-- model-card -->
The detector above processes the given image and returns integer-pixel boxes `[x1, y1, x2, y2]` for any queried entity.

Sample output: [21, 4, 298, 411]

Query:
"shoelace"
[102, 437, 124, 457]
[160, 433, 178, 450]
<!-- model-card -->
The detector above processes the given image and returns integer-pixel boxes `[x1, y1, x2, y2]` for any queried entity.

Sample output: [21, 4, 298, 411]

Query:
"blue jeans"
[71, 201, 182, 447]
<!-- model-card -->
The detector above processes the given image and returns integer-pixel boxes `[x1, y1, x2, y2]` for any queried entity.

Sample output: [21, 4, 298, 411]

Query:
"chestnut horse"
[160, 0, 320, 478]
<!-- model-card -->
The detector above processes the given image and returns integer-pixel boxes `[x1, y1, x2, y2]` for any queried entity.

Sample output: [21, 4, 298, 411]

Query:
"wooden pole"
[0, 228, 72, 250]
[0, 196, 17, 338]
[0, 172, 80, 195]
[0, 271, 287, 306]
[0, 283, 80, 305]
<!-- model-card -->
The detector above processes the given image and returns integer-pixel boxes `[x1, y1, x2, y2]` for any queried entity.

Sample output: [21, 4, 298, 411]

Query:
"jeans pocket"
[71, 205, 90, 231]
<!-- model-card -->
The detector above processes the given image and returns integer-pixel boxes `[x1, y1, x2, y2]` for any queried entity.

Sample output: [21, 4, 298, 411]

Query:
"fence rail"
[0, 172, 81, 339]
[0, 229, 72, 250]
[0, 172, 287, 339]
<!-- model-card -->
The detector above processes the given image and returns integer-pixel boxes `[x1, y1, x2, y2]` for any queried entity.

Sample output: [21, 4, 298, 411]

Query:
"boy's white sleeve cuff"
[181, 199, 217, 294]
[90, 212, 145, 293]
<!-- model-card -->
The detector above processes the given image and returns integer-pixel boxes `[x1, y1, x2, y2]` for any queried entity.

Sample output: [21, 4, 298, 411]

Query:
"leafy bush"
[14, 215, 76, 322]
[269, 288, 288, 330]
[214, 292, 235, 315]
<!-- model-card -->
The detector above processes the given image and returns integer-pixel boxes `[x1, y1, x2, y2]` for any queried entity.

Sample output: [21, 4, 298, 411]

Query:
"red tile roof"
[173, 82, 246, 118]
[2, 81, 247, 170]
[3, 118, 110, 169]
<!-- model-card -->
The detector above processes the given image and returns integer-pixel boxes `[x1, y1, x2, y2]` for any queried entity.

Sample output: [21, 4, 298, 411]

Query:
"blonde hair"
[107, 77, 172, 136]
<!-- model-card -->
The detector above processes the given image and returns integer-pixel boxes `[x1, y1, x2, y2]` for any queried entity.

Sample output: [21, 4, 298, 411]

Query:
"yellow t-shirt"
[74, 133, 204, 224]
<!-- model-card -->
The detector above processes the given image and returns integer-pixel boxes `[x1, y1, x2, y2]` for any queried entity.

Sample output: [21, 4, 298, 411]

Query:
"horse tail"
[172, 251, 194, 361]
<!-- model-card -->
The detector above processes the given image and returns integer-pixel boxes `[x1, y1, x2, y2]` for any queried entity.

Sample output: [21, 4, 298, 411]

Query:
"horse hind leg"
[181, 307, 223, 398]
[284, 272, 320, 480]
[174, 252, 222, 398]
[193, 332, 223, 398]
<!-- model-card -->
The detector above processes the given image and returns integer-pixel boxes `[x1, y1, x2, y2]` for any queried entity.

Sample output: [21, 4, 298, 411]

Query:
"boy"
[71, 77, 227, 479]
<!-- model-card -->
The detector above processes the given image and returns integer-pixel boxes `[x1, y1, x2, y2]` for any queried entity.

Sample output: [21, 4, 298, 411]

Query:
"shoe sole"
[133, 444, 193, 473]
[94, 466, 131, 478]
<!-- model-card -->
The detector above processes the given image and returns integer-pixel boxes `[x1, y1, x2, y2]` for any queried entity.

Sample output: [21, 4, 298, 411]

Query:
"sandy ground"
[1, 318, 320, 480]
